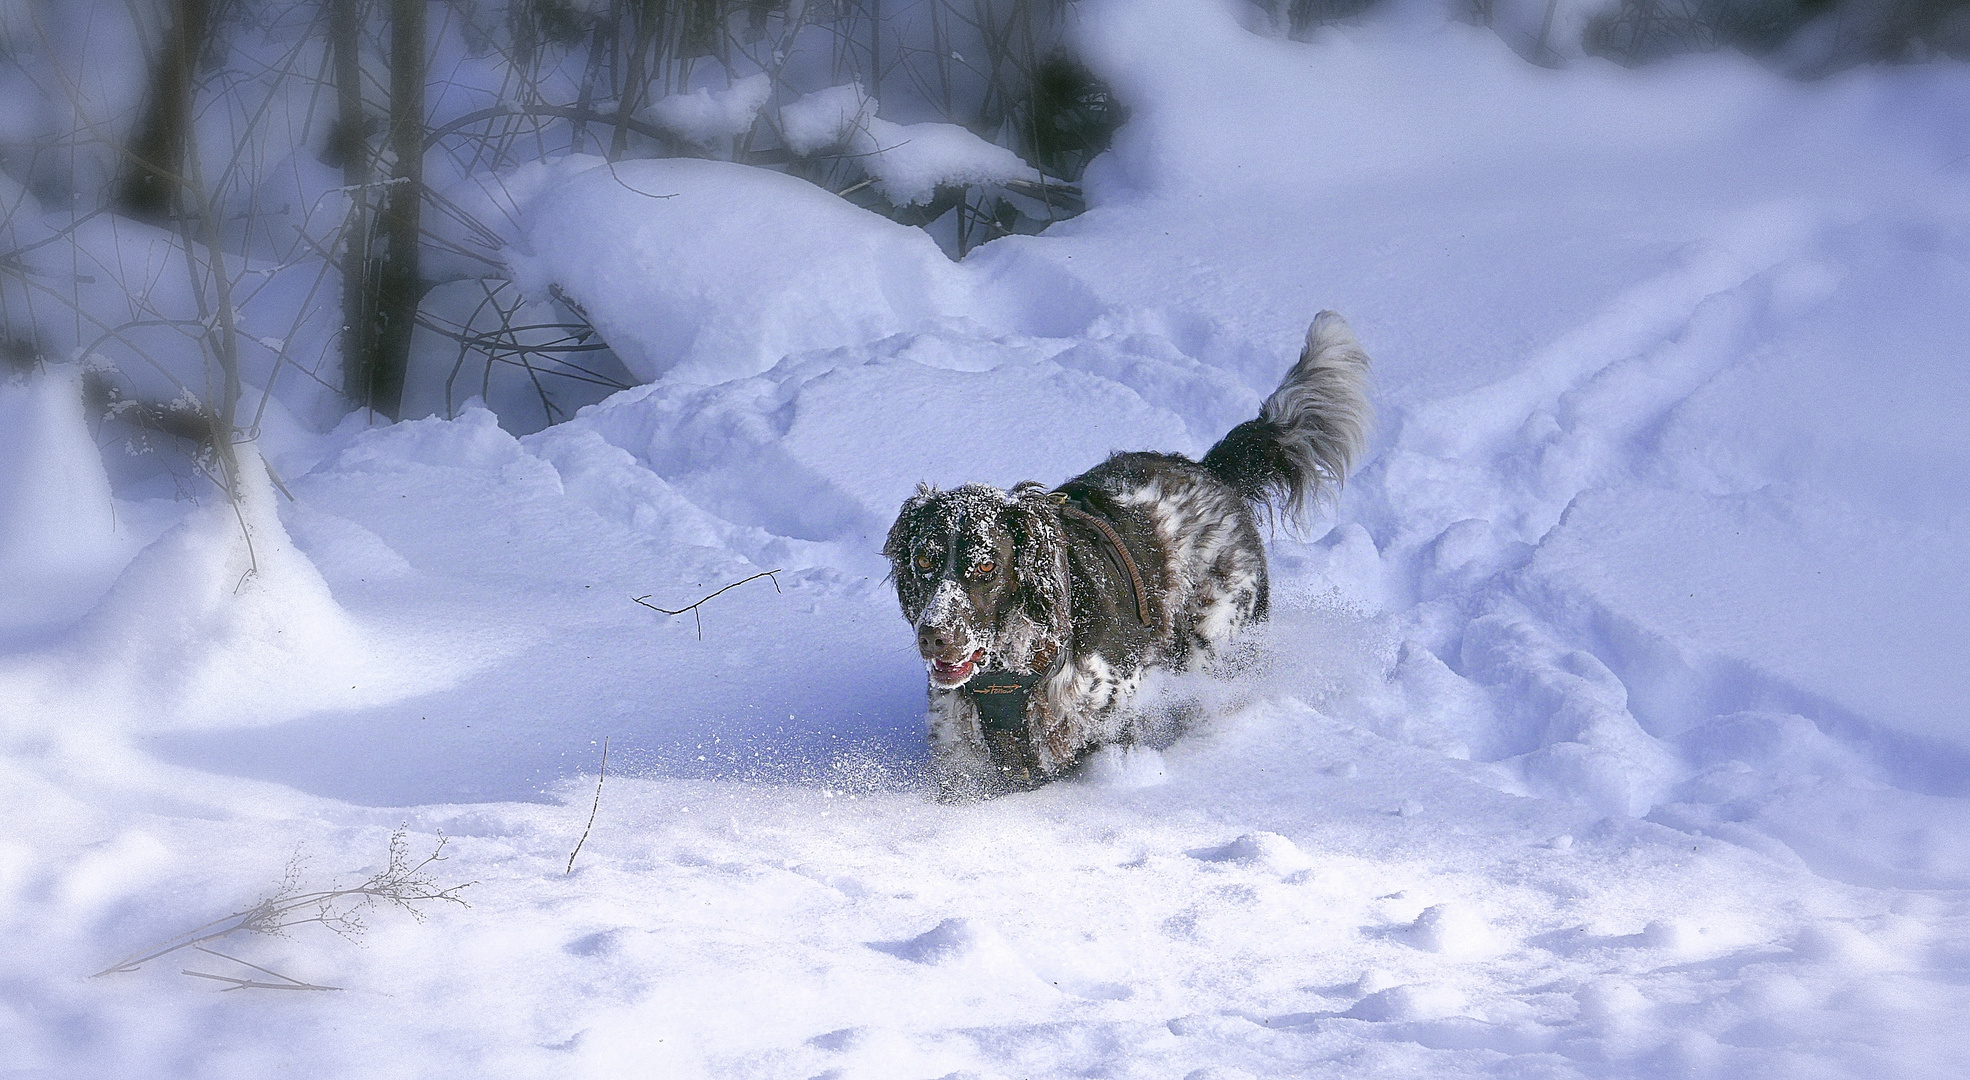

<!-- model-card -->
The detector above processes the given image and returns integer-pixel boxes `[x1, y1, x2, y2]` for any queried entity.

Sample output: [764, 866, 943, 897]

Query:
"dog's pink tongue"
[931, 650, 982, 679]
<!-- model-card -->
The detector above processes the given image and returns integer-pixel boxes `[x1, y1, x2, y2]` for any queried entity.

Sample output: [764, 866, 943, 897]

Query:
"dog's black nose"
[918, 624, 954, 656]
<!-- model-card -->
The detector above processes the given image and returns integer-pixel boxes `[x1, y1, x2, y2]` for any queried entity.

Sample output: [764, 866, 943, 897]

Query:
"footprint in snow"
[1187, 831, 1315, 878]
[870, 918, 1132, 999]
[561, 927, 630, 957]
[869, 917, 1027, 972]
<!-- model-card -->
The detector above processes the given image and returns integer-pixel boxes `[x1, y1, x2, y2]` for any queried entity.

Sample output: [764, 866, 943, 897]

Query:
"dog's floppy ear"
[884, 483, 937, 564]
[1002, 485, 1068, 636]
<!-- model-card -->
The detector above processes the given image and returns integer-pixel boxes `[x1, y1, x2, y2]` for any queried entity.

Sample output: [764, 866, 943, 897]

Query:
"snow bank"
[0, 366, 133, 651]
[540, 323, 1205, 555]
[1401, 902, 1501, 959]
[510, 157, 966, 384]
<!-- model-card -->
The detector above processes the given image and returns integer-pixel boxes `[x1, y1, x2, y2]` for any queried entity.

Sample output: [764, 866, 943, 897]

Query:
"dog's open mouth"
[927, 649, 986, 688]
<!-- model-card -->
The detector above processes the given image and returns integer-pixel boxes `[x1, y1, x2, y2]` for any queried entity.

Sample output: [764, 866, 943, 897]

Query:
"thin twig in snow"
[567, 736, 610, 875]
[181, 946, 340, 992]
[633, 569, 783, 640]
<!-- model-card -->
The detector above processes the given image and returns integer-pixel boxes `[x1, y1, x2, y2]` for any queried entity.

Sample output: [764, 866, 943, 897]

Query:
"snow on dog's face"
[884, 482, 1067, 688]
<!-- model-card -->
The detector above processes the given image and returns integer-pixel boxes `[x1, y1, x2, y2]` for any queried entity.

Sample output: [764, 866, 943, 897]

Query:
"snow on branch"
[643, 74, 775, 149]
[779, 84, 1044, 206]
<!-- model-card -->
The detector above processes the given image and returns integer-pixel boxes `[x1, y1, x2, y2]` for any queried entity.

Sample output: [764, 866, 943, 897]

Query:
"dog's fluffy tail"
[1200, 311, 1372, 527]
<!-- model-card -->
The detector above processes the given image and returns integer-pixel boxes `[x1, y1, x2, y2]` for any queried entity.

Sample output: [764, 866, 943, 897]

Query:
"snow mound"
[778, 83, 870, 155]
[35, 447, 410, 731]
[1574, 980, 1650, 1032]
[1402, 902, 1502, 959]
[1639, 918, 1708, 956]
[324, 404, 547, 477]
[1346, 983, 1472, 1022]
[511, 157, 965, 384]
[780, 83, 1043, 205]
[1791, 923, 1895, 968]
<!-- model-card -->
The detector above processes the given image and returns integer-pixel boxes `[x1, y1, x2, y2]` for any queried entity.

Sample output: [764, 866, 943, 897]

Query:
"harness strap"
[1055, 498, 1151, 626]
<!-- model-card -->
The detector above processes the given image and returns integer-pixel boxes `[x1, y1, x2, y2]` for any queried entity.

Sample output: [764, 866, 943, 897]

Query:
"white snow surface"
[5, 1, 1970, 1077]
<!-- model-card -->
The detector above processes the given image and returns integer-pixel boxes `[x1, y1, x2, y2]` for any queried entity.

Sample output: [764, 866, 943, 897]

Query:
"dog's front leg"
[1027, 650, 1145, 773]
[925, 688, 1008, 802]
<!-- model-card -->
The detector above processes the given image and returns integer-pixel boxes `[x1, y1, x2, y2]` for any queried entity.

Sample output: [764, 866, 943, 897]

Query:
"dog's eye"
[914, 553, 935, 571]
[975, 561, 997, 576]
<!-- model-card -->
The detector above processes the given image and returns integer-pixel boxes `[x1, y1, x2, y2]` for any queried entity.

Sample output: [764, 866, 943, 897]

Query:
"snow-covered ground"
[5, 0, 1970, 1076]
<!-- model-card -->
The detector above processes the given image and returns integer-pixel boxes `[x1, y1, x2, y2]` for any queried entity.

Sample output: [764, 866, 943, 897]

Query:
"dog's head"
[884, 481, 1068, 688]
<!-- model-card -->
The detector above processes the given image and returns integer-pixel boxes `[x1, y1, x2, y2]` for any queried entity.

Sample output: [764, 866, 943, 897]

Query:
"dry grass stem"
[93, 830, 473, 990]
[566, 736, 611, 875]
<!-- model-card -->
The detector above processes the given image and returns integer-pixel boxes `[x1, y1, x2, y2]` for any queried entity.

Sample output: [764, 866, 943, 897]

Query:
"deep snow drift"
[4, 1, 1970, 1077]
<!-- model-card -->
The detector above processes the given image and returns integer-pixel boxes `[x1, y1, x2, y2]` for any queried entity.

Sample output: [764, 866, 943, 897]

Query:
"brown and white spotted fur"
[884, 312, 1373, 798]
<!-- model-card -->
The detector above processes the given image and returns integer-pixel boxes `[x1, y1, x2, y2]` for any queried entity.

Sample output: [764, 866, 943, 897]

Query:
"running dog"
[884, 312, 1372, 798]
